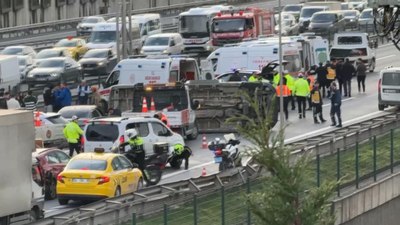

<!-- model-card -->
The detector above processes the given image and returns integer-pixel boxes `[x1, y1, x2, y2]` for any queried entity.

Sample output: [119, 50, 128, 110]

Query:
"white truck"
[0, 55, 20, 95]
[329, 32, 377, 72]
[108, 83, 199, 140]
[0, 110, 45, 225]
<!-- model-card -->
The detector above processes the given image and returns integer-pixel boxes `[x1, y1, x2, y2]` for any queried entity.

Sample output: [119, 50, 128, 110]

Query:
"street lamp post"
[278, 0, 285, 133]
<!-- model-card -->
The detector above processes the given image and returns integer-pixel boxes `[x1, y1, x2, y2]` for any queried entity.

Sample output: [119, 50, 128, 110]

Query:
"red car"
[32, 148, 71, 200]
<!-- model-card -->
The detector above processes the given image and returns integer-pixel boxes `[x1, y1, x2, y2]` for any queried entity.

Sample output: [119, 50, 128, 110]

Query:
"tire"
[378, 104, 385, 111]
[45, 178, 57, 200]
[369, 59, 375, 72]
[29, 208, 39, 222]
[58, 198, 69, 205]
[143, 165, 162, 186]
[169, 156, 183, 169]
[219, 162, 227, 172]
[114, 186, 121, 197]
[187, 123, 199, 140]
[136, 178, 144, 191]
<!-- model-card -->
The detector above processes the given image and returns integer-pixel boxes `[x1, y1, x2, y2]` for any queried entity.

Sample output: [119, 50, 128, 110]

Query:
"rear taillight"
[98, 176, 110, 185]
[215, 149, 222, 156]
[57, 175, 64, 183]
[119, 135, 125, 144]
[378, 79, 381, 93]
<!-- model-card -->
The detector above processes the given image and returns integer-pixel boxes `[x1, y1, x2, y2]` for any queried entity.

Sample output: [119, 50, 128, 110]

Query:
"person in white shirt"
[7, 93, 21, 109]
[77, 80, 91, 105]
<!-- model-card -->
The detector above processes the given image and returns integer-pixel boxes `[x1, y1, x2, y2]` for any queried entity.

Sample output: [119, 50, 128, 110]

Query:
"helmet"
[71, 115, 79, 121]
[174, 143, 184, 151]
[125, 129, 138, 139]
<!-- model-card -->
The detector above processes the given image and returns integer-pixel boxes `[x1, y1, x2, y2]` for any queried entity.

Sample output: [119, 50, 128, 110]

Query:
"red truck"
[210, 7, 275, 47]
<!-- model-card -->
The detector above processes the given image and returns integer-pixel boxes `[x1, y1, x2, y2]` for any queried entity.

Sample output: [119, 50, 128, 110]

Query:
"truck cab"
[329, 32, 377, 72]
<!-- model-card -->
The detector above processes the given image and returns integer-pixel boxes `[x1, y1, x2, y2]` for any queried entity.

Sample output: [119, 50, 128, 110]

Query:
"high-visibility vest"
[311, 90, 321, 104]
[327, 67, 336, 80]
[276, 85, 291, 97]
[308, 75, 315, 91]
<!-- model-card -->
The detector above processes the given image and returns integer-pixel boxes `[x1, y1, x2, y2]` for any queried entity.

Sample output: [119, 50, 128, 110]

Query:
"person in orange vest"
[154, 111, 170, 127]
[306, 70, 316, 111]
[311, 81, 327, 124]
[275, 77, 291, 121]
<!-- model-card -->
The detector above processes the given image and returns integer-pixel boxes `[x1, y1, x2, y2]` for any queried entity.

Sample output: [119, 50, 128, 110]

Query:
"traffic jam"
[0, 0, 384, 222]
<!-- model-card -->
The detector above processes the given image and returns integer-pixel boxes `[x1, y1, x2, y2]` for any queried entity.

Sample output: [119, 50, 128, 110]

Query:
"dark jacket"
[356, 62, 367, 77]
[43, 87, 53, 106]
[341, 62, 356, 81]
[57, 87, 72, 107]
[330, 89, 342, 105]
[335, 62, 343, 81]
[316, 66, 328, 83]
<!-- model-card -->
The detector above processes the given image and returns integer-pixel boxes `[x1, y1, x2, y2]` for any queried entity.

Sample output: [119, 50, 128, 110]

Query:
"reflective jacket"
[160, 113, 170, 127]
[294, 78, 310, 97]
[174, 143, 185, 155]
[63, 121, 83, 143]
[275, 85, 291, 97]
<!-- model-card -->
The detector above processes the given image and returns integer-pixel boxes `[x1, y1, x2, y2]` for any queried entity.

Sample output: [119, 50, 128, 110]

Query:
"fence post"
[391, 129, 394, 173]
[247, 178, 251, 225]
[337, 147, 341, 197]
[194, 194, 198, 225]
[164, 204, 168, 225]
[316, 153, 321, 187]
[131, 212, 136, 225]
[373, 136, 377, 182]
[221, 186, 225, 225]
[356, 141, 359, 189]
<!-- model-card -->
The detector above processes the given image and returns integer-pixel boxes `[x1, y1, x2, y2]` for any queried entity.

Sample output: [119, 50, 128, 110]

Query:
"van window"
[105, 70, 120, 88]
[330, 48, 367, 58]
[382, 73, 400, 85]
[149, 19, 160, 31]
[86, 124, 119, 142]
[283, 55, 301, 72]
[337, 36, 362, 45]
[126, 122, 150, 137]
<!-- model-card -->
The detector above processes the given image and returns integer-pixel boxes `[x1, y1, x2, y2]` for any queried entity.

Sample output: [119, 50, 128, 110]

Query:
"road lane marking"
[377, 55, 396, 61]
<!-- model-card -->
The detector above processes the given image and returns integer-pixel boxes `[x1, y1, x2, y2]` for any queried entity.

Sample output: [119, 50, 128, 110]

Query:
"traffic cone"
[141, 97, 148, 113]
[201, 134, 207, 149]
[34, 111, 41, 127]
[201, 167, 207, 177]
[150, 97, 156, 112]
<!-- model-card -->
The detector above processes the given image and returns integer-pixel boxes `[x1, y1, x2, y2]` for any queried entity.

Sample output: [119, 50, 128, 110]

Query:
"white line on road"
[377, 55, 396, 61]
[162, 161, 215, 179]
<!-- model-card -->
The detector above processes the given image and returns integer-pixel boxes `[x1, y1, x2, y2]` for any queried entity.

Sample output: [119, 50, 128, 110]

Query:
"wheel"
[29, 208, 39, 222]
[136, 178, 144, 191]
[218, 162, 227, 172]
[378, 104, 385, 111]
[45, 178, 57, 200]
[187, 123, 199, 140]
[169, 156, 183, 169]
[114, 186, 121, 197]
[58, 198, 69, 205]
[143, 165, 162, 186]
[369, 59, 375, 72]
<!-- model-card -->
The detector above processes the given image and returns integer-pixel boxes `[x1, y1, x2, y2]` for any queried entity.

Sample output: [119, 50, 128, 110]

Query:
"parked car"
[56, 149, 143, 205]
[308, 11, 346, 36]
[343, 9, 360, 29]
[78, 49, 117, 76]
[140, 33, 184, 55]
[33, 148, 71, 200]
[54, 37, 89, 60]
[76, 16, 106, 36]
[58, 105, 105, 128]
[358, 8, 374, 32]
[378, 67, 400, 111]
[35, 112, 68, 147]
[282, 4, 303, 21]
[35, 48, 72, 66]
[17, 55, 34, 81]
[298, 6, 329, 33]
[0, 45, 37, 59]
[26, 57, 82, 87]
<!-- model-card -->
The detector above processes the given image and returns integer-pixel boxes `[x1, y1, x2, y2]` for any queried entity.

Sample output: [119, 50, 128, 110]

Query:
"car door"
[149, 121, 172, 147]
[111, 157, 126, 193]
[118, 156, 137, 193]
[125, 122, 151, 154]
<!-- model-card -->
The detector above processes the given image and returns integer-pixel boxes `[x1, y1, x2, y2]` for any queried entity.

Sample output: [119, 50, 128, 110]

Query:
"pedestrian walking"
[341, 58, 356, 97]
[284, 70, 296, 110]
[306, 70, 316, 110]
[294, 73, 310, 119]
[23, 90, 38, 110]
[63, 115, 84, 157]
[310, 81, 326, 124]
[335, 59, 344, 96]
[330, 82, 342, 128]
[315, 62, 328, 98]
[52, 85, 62, 112]
[355, 58, 367, 93]
[43, 84, 54, 113]
[57, 82, 72, 108]
[77, 80, 91, 105]
[275, 77, 291, 121]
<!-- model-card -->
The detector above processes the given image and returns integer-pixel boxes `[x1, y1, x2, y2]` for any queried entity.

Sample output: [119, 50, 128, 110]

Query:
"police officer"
[330, 82, 342, 128]
[248, 71, 261, 82]
[173, 143, 192, 170]
[310, 81, 327, 124]
[119, 129, 145, 171]
[294, 73, 310, 119]
[63, 115, 84, 157]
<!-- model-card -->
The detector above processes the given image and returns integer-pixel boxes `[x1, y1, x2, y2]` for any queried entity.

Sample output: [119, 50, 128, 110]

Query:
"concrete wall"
[333, 172, 400, 225]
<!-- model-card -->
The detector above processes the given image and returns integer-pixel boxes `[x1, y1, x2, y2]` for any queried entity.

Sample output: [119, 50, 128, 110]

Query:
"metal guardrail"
[30, 111, 400, 225]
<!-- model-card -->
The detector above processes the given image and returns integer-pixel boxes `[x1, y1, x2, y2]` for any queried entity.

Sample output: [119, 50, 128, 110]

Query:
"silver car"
[358, 8, 374, 33]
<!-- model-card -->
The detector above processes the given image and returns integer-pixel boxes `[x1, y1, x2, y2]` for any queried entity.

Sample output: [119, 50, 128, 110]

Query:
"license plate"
[214, 157, 222, 163]
[72, 178, 88, 183]
[383, 89, 399, 93]
[36, 78, 47, 81]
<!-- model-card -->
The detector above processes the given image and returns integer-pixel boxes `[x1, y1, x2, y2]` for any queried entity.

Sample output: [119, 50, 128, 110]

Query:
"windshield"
[82, 18, 99, 23]
[311, 13, 336, 23]
[89, 31, 116, 43]
[360, 10, 372, 19]
[132, 89, 188, 112]
[344, 11, 357, 17]
[55, 39, 78, 47]
[283, 5, 301, 12]
[1, 48, 23, 55]
[212, 18, 246, 32]
[83, 50, 108, 58]
[144, 37, 169, 46]
[37, 50, 61, 59]
[66, 159, 107, 171]
[300, 8, 324, 18]
[180, 15, 209, 34]
[58, 109, 90, 119]
[382, 73, 400, 85]
[330, 48, 367, 58]
[86, 124, 119, 142]
[38, 59, 64, 68]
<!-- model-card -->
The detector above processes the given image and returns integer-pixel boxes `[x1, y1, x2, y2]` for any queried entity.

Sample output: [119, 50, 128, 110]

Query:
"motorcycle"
[208, 133, 243, 172]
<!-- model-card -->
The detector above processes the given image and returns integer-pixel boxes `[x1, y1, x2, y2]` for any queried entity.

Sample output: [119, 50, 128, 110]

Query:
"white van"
[140, 33, 184, 55]
[378, 67, 400, 110]
[131, 13, 162, 43]
[86, 22, 142, 54]
[0, 55, 20, 93]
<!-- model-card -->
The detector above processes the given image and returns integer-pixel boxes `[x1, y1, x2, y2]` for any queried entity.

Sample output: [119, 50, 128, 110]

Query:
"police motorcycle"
[208, 133, 242, 171]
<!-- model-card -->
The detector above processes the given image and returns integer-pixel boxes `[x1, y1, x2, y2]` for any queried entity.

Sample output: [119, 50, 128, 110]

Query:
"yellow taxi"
[56, 148, 143, 205]
[54, 37, 88, 60]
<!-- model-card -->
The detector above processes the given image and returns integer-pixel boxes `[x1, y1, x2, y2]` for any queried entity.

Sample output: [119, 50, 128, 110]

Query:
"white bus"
[178, 5, 232, 53]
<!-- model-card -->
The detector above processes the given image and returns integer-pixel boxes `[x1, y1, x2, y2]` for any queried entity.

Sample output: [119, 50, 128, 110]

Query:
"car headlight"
[140, 49, 144, 54]
[98, 62, 104, 66]
[50, 73, 59, 77]
[162, 49, 168, 54]
[27, 73, 34, 78]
